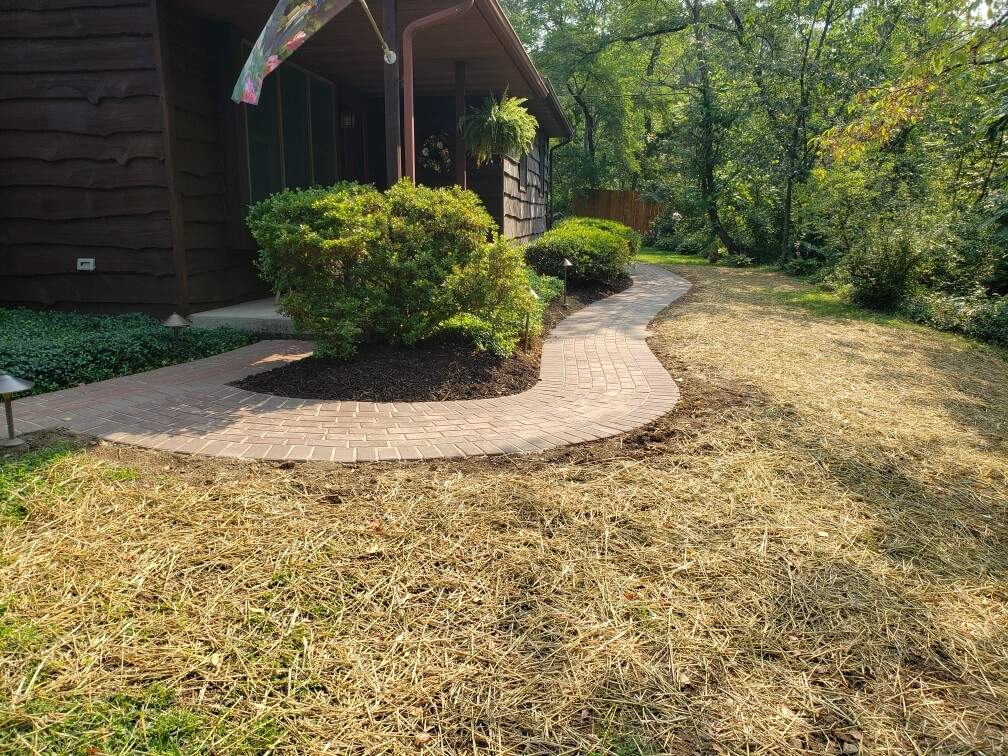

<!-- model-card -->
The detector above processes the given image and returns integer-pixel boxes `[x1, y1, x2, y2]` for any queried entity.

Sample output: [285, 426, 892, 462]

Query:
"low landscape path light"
[562, 258, 573, 306]
[0, 372, 34, 449]
[163, 313, 192, 341]
[524, 286, 540, 350]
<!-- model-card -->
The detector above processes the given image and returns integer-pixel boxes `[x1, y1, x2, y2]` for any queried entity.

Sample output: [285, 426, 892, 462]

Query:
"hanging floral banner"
[232, 0, 354, 105]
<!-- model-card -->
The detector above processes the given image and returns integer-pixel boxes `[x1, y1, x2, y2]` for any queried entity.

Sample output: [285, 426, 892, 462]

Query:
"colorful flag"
[233, 0, 354, 105]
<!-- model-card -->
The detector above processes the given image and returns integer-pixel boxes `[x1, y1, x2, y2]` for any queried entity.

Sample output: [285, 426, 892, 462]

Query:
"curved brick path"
[14, 264, 691, 462]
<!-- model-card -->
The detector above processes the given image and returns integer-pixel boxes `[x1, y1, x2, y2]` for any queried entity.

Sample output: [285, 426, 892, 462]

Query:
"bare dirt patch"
[2, 265, 1006, 754]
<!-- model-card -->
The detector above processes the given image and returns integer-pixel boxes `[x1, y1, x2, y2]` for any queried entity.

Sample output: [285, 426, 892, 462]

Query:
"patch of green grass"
[591, 727, 652, 756]
[98, 464, 140, 483]
[0, 603, 43, 655]
[0, 685, 281, 755]
[0, 443, 77, 522]
[766, 286, 934, 331]
[637, 246, 710, 266]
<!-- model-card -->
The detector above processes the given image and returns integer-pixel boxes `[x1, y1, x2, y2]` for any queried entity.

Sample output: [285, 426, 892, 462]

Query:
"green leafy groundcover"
[0, 310, 260, 396]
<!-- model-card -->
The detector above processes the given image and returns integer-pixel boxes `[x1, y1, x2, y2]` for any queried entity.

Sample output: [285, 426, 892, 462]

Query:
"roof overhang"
[183, 0, 573, 139]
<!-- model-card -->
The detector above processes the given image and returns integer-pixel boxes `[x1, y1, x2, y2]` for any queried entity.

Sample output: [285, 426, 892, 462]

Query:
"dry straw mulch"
[2, 267, 1006, 754]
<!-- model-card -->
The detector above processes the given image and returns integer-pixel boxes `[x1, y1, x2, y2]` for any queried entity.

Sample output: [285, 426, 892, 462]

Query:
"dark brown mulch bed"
[232, 277, 633, 403]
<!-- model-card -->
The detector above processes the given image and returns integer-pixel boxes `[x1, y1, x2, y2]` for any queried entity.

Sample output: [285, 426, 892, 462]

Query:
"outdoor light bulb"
[384, 49, 397, 65]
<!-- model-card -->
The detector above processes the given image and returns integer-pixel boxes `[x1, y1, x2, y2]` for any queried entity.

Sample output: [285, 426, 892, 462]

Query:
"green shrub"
[526, 221, 634, 283]
[250, 182, 556, 359]
[248, 183, 388, 358]
[723, 251, 755, 267]
[557, 216, 642, 256]
[379, 181, 496, 344]
[0, 310, 257, 396]
[900, 292, 1008, 347]
[249, 181, 497, 357]
[843, 228, 920, 309]
[440, 235, 546, 356]
[644, 207, 681, 247]
[679, 230, 715, 257]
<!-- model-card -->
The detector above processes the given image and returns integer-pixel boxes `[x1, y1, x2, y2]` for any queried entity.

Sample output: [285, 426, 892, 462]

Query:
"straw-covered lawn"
[2, 266, 1006, 754]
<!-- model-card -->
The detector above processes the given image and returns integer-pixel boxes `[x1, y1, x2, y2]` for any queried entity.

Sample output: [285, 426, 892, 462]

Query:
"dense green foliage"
[526, 217, 635, 282]
[503, 0, 1008, 346]
[250, 181, 557, 358]
[0, 310, 258, 396]
[462, 93, 540, 167]
[556, 216, 642, 256]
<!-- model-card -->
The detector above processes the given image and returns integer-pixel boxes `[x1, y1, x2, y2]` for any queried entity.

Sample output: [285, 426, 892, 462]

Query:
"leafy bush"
[250, 181, 552, 359]
[379, 181, 496, 345]
[438, 235, 553, 356]
[0, 309, 258, 396]
[249, 183, 388, 357]
[644, 207, 682, 247]
[526, 219, 634, 282]
[557, 216, 642, 256]
[843, 227, 920, 309]
[723, 251, 755, 267]
[899, 291, 1008, 348]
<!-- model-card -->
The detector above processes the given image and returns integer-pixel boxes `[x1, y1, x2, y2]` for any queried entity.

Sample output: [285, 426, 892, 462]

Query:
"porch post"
[454, 60, 467, 189]
[383, 0, 402, 186]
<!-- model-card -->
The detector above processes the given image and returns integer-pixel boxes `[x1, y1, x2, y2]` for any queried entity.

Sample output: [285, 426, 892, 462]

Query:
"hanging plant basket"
[461, 91, 539, 167]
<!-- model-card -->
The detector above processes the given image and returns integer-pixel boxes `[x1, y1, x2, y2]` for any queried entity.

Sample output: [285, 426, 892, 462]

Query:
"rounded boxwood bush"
[526, 219, 634, 283]
[248, 181, 550, 359]
[248, 183, 389, 358]
[556, 216, 642, 256]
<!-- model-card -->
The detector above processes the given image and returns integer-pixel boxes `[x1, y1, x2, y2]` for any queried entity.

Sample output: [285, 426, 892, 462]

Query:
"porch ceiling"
[184, 0, 571, 137]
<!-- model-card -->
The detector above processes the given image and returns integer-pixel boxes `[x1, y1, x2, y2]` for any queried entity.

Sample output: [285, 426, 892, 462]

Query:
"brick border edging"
[14, 265, 692, 462]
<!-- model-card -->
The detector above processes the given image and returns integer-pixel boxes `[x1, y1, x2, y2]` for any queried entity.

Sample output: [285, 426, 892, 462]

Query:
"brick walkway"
[14, 264, 691, 462]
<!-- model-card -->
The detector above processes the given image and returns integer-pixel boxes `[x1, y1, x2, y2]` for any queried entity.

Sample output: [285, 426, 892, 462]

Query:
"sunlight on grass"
[637, 246, 709, 266]
[1, 684, 281, 754]
[1, 268, 1006, 752]
[0, 443, 77, 523]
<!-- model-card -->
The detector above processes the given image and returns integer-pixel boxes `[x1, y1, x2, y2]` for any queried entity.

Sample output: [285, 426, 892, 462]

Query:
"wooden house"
[0, 0, 572, 315]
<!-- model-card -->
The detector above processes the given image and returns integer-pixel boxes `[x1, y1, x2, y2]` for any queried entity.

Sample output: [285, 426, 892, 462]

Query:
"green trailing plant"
[462, 92, 539, 167]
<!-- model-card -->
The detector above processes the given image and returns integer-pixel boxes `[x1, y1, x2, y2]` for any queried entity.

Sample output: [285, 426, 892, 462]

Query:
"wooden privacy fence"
[571, 190, 662, 235]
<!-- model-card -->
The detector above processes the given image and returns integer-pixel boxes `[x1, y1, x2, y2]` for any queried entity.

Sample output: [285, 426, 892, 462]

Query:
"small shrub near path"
[1, 266, 1006, 754]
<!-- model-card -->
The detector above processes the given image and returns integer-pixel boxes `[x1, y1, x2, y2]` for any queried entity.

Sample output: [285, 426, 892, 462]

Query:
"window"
[519, 153, 529, 193]
[244, 52, 337, 203]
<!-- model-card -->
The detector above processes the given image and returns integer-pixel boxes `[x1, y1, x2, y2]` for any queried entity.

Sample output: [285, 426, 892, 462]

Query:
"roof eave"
[475, 0, 573, 140]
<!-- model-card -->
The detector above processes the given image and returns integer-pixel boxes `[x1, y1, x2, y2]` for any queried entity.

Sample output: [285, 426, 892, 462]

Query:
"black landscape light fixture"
[562, 258, 573, 307]
[163, 313, 192, 341]
[0, 372, 34, 449]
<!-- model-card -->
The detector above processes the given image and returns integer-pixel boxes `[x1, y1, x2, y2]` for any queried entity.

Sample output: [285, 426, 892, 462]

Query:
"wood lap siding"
[502, 133, 549, 244]
[161, 4, 265, 312]
[0, 1, 176, 311]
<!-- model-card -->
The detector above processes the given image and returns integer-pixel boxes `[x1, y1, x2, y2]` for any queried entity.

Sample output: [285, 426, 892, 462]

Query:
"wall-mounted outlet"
[77, 258, 96, 272]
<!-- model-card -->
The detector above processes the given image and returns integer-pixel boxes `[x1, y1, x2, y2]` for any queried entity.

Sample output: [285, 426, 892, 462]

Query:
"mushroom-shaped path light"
[0, 372, 34, 449]
[163, 313, 192, 341]
[562, 258, 574, 307]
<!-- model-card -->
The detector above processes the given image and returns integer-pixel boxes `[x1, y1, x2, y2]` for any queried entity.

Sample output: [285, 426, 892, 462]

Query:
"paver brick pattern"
[14, 264, 692, 462]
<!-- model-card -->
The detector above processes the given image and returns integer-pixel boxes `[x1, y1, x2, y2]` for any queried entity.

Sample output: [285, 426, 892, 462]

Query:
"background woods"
[503, 0, 1008, 338]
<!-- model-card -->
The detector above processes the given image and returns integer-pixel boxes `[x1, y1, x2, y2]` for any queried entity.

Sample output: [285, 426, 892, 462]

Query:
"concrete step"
[191, 298, 298, 336]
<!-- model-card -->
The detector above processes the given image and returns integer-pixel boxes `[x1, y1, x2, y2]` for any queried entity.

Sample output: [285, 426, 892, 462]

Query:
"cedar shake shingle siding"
[502, 132, 549, 244]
